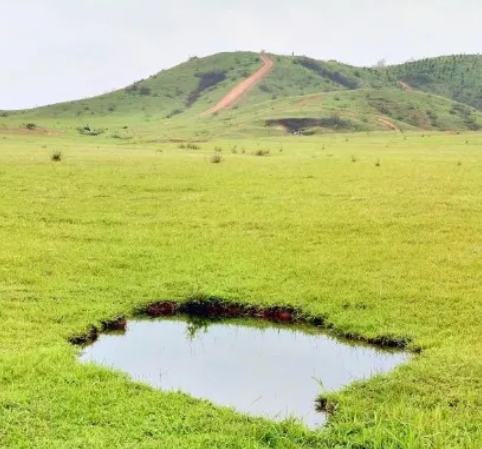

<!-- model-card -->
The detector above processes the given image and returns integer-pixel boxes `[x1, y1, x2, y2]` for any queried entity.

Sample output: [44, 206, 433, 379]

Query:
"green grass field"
[1, 130, 482, 448]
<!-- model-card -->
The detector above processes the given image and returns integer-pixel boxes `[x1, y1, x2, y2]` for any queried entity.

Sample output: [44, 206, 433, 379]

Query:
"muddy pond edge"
[69, 297, 420, 352]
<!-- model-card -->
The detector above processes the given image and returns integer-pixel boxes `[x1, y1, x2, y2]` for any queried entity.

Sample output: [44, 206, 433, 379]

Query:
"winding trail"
[204, 53, 274, 115]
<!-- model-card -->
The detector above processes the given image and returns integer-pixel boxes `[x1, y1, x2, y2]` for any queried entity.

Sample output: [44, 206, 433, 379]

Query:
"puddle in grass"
[80, 317, 408, 428]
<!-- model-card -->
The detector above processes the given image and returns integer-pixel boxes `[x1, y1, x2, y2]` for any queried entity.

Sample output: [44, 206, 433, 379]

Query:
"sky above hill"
[1, 0, 481, 109]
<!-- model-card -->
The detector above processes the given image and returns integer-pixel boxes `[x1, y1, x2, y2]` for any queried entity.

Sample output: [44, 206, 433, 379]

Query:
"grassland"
[1, 130, 482, 448]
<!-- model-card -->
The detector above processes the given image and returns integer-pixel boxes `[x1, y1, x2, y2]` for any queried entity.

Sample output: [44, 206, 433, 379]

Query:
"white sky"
[1, 0, 481, 109]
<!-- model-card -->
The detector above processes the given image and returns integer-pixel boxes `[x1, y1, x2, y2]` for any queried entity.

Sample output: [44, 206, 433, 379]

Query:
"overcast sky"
[1, 0, 481, 110]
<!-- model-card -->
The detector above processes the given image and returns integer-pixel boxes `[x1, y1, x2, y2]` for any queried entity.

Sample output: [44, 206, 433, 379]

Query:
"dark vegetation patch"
[166, 109, 184, 119]
[24, 123, 37, 130]
[77, 125, 105, 136]
[51, 151, 62, 162]
[70, 297, 414, 350]
[450, 103, 482, 130]
[294, 57, 360, 90]
[266, 116, 355, 133]
[186, 70, 227, 107]
[124, 82, 152, 96]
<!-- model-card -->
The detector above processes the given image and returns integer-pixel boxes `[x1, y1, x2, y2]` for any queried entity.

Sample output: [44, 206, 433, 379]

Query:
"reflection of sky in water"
[80, 319, 408, 428]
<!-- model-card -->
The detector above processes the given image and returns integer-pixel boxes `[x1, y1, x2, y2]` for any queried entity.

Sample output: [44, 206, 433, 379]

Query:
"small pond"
[80, 317, 408, 428]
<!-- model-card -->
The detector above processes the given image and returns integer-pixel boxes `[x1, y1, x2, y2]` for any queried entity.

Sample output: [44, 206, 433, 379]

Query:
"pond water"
[80, 317, 408, 428]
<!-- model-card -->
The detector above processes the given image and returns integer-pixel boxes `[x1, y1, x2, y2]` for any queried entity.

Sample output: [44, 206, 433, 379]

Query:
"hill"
[2, 52, 482, 138]
[384, 55, 482, 110]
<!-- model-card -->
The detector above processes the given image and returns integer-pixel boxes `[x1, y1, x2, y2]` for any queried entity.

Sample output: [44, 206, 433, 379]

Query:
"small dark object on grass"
[25, 123, 37, 130]
[51, 151, 62, 162]
[210, 153, 223, 164]
[375, 159, 381, 167]
[254, 149, 270, 157]
[351, 155, 357, 162]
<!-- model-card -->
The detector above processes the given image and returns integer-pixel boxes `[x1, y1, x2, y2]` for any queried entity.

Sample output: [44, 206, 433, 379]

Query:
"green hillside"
[385, 55, 482, 110]
[3, 52, 482, 138]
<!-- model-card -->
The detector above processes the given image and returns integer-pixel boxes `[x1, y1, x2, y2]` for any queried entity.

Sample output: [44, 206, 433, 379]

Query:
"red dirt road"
[397, 80, 413, 92]
[204, 53, 274, 115]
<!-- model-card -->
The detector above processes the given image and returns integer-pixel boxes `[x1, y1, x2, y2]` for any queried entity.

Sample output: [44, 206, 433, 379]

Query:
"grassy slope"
[1, 132, 482, 448]
[4, 87, 482, 141]
[385, 55, 482, 110]
[4, 52, 482, 139]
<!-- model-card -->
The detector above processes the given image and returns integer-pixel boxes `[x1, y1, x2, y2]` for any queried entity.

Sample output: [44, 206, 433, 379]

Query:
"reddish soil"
[70, 299, 414, 350]
[378, 117, 400, 131]
[0, 125, 60, 136]
[204, 53, 275, 115]
[397, 81, 413, 92]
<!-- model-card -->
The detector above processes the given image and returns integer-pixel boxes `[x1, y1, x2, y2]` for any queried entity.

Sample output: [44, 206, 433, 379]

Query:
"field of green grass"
[1, 130, 482, 448]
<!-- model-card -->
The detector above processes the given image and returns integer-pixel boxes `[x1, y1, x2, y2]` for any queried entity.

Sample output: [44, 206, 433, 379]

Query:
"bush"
[51, 151, 62, 162]
[210, 153, 223, 164]
[179, 143, 201, 150]
[77, 125, 105, 136]
[25, 123, 37, 130]
[254, 149, 270, 157]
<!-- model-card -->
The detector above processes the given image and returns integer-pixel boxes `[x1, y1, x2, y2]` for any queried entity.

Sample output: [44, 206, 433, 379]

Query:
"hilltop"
[2, 52, 482, 137]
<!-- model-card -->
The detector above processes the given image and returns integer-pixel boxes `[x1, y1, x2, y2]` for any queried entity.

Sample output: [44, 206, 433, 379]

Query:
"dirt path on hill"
[397, 81, 413, 92]
[204, 53, 274, 115]
[378, 118, 400, 131]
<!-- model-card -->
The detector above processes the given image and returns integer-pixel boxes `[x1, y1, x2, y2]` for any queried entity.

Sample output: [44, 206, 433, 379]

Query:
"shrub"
[254, 149, 270, 157]
[179, 143, 201, 150]
[51, 151, 62, 162]
[25, 123, 37, 130]
[77, 125, 105, 136]
[210, 153, 223, 164]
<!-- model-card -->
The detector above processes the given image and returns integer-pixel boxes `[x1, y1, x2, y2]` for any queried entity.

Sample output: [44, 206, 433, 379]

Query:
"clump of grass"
[179, 143, 201, 150]
[77, 125, 105, 136]
[210, 153, 223, 164]
[375, 158, 381, 167]
[457, 160, 463, 166]
[51, 151, 62, 162]
[214, 146, 223, 153]
[25, 123, 37, 130]
[351, 155, 357, 163]
[254, 149, 270, 157]
[231, 146, 238, 154]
